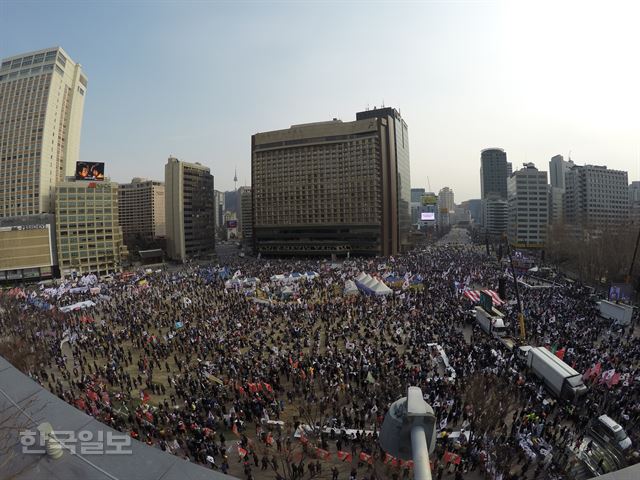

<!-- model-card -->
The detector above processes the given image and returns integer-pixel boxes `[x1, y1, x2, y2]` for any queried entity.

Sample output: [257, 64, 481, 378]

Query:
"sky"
[2, 0, 640, 201]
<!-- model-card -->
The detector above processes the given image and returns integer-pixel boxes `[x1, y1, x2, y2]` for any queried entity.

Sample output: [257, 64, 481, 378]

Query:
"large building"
[0, 214, 57, 282]
[480, 148, 509, 200]
[238, 186, 253, 241]
[507, 163, 549, 248]
[438, 187, 454, 212]
[55, 179, 127, 276]
[118, 178, 165, 245]
[0, 47, 87, 217]
[483, 198, 508, 236]
[214, 190, 226, 229]
[251, 107, 410, 257]
[564, 164, 628, 231]
[549, 154, 572, 189]
[165, 156, 215, 261]
[480, 148, 509, 235]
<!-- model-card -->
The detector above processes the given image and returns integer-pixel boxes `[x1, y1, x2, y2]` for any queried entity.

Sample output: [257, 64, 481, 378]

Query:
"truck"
[597, 300, 633, 326]
[474, 306, 507, 337]
[518, 346, 588, 401]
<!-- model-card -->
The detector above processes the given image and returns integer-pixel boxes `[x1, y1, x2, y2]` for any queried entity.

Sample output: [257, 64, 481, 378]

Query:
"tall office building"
[410, 188, 426, 225]
[118, 178, 165, 245]
[480, 148, 509, 234]
[214, 190, 226, 229]
[0, 47, 87, 217]
[564, 164, 628, 231]
[356, 107, 411, 249]
[164, 156, 215, 262]
[251, 107, 410, 257]
[438, 187, 454, 212]
[238, 186, 253, 241]
[55, 179, 127, 276]
[629, 181, 640, 225]
[480, 148, 508, 200]
[549, 155, 568, 189]
[507, 163, 549, 248]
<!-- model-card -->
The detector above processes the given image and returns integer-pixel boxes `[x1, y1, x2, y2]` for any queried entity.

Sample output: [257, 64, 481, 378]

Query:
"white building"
[564, 164, 628, 231]
[507, 163, 549, 248]
[118, 178, 165, 243]
[0, 47, 87, 217]
[482, 196, 508, 236]
[438, 187, 454, 212]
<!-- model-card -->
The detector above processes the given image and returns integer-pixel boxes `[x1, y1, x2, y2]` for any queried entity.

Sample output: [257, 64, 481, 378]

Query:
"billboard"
[609, 283, 633, 302]
[226, 220, 238, 228]
[75, 162, 105, 181]
[422, 195, 437, 206]
[421, 212, 435, 221]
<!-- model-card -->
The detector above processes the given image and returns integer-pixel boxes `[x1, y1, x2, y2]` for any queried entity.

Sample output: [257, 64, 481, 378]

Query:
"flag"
[86, 390, 98, 402]
[247, 383, 258, 393]
[582, 367, 593, 381]
[592, 362, 602, 378]
[231, 423, 240, 436]
[555, 348, 566, 361]
[550, 344, 558, 354]
[359, 452, 373, 464]
[600, 369, 616, 385]
[140, 390, 150, 403]
[336, 451, 352, 462]
[75, 398, 86, 410]
[145, 411, 154, 422]
[315, 447, 331, 460]
[263, 382, 273, 393]
[366, 372, 376, 384]
[384, 453, 394, 464]
[237, 446, 248, 458]
[607, 372, 621, 388]
[266, 433, 274, 445]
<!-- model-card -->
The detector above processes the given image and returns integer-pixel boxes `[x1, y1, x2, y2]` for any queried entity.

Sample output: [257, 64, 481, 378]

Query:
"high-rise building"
[480, 148, 508, 200]
[251, 107, 410, 257]
[238, 186, 253, 241]
[164, 156, 215, 262]
[410, 188, 426, 225]
[549, 155, 567, 189]
[55, 179, 127, 276]
[483, 198, 508, 236]
[214, 190, 226, 229]
[0, 214, 57, 282]
[549, 187, 564, 225]
[0, 47, 87, 217]
[411, 188, 426, 203]
[438, 187, 454, 212]
[564, 164, 628, 231]
[118, 178, 165, 245]
[507, 163, 549, 248]
[356, 107, 411, 249]
[465, 199, 482, 225]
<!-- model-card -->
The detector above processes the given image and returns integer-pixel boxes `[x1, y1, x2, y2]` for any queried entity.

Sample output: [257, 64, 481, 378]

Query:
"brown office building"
[118, 178, 165, 245]
[251, 107, 410, 257]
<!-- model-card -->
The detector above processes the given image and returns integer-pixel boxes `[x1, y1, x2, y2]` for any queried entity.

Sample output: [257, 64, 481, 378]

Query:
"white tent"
[355, 272, 369, 283]
[370, 281, 392, 296]
[344, 280, 359, 296]
[362, 276, 378, 289]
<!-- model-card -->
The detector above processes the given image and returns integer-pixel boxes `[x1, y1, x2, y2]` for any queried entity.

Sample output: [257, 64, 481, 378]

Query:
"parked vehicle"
[597, 300, 633, 326]
[519, 346, 588, 401]
[473, 306, 507, 337]
[589, 415, 632, 451]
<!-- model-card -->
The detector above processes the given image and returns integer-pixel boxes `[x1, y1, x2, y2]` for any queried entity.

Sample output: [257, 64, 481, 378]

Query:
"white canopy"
[344, 280, 359, 295]
[370, 281, 392, 296]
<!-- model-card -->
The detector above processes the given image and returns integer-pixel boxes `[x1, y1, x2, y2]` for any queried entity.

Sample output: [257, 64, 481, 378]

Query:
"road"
[438, 227, 472, 245]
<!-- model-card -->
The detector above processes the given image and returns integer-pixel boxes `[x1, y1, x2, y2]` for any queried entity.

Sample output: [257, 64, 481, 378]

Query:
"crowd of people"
[1, 229, 639, 480]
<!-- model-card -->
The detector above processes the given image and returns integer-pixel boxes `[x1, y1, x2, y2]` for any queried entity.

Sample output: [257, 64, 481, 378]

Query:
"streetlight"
[379, 386, 437, 480]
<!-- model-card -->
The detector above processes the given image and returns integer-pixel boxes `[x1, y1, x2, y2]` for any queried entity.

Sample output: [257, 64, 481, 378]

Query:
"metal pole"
[411, 425, 432, 480]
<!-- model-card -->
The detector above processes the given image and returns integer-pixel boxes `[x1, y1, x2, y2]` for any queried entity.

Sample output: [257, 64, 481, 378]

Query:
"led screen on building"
[422, 195, 437, 206]
[421, 212, 435, 221]
[75, 162, 105, 181]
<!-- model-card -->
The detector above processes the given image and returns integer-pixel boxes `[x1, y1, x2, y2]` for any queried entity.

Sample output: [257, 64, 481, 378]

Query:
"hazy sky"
[2, 0, 639, 201]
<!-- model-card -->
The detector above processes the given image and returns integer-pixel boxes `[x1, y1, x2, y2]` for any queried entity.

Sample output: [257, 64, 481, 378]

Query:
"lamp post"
[379, 387, 436, 480]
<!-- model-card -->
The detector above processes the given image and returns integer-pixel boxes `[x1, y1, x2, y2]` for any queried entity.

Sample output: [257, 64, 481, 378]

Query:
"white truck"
[518, 346, 588, 401]
[597, 300, 633, 326]
[474, 306, 507, 337]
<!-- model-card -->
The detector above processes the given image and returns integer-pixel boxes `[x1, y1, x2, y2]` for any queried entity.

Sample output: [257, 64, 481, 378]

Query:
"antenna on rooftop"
[233, 167, 238, 192]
